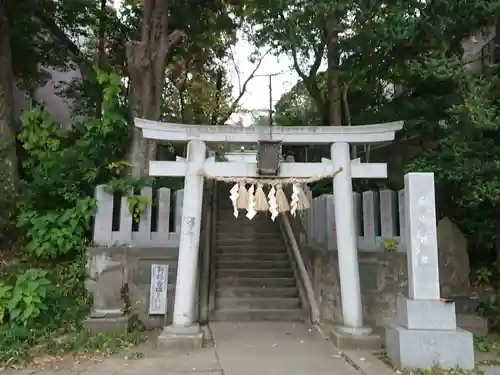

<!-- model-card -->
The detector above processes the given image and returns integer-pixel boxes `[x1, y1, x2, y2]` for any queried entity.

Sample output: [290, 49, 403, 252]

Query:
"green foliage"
[406, 68, 500, 255]
[381, 238, 399, 252]
[104, 162, 154, 223]
[0, 281, 12, 324]
[15, 71, 128, 262]
[18, 71, 129, 211]
[476, 267, 494, 285]
[0, 260, 148, 365]
[478, 295, 500, 331]
[126, 195, 152, 223]
[0, 269, 51, 327]
[17, 198, 96, 259]
[18, 108, 63, 166]
[7, 269, 51, 326]
[0, 70, 141, 366]
[0, 149, 19, 248]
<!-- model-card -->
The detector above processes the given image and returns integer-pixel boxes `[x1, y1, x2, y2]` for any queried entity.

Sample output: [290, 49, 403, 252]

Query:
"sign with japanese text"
[148, 264, 169, 315]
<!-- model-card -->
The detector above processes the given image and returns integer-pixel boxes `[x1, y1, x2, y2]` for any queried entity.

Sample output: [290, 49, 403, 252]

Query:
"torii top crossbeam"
[135, 118, 404, 144]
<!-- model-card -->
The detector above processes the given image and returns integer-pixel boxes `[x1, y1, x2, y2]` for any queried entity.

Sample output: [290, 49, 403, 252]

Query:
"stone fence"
[300, 188, 406, 251]
[92, 184, 185, 247]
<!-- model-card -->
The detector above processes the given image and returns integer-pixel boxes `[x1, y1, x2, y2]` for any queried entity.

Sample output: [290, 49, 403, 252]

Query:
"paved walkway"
[1, 322, 367, 375]
[211, 322, 360, 375]
[4, 322, 500, 375]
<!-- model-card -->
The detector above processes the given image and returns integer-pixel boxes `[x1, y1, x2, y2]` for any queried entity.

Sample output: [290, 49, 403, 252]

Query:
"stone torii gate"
[135, 118, 404, 346]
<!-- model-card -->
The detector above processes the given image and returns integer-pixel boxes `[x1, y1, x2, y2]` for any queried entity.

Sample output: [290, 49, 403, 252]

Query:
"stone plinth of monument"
[385, 173, 474, 370]
[84, 248, 134, 333]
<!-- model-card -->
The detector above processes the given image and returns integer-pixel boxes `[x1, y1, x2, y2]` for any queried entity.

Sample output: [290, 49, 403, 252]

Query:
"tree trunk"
[494, 18, 500, 64]
[0, 0, 18, 192]
[125, 0, 183, 178]
[495, 215, 500, 264]
[95, 0, 107, 118]
[326, 17, 342, 126]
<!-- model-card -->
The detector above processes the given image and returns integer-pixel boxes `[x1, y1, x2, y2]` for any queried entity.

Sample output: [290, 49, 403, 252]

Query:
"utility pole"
[265, 71, 285, 127]
[268, 75, 273, 126]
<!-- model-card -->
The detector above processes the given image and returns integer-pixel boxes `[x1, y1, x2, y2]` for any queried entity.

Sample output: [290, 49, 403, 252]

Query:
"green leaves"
[0, 282, 13, 324]
[0, 269, 52, 326]
[18, 197, 96, 260]
[18, 70, 129, 211]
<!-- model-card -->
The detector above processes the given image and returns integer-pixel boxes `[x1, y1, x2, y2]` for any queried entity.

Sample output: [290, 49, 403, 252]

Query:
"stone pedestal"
[386, 298, 474, 369]
[157, 324, 204, 350]
[84, 249, 131, 333]
[83, 310, 134, 333]
[329, 325, 382, 350]
[385, 173, 474, 370]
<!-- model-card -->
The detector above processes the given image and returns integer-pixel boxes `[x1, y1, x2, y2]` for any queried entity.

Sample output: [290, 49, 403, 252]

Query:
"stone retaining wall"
[303, 247, 468, 327]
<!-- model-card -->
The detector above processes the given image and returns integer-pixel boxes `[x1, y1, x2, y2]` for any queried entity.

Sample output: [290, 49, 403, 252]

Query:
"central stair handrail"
[279, 212, 320, 324]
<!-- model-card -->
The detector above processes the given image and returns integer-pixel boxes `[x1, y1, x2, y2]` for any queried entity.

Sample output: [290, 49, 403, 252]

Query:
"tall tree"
[125, 0, 182, 177]
[124, 0, 239, 177]
[0, 0, 18, 191]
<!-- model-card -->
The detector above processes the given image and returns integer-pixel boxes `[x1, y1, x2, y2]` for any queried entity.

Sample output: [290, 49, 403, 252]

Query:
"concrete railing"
[299, 187, 406, 252]
[279, 213, 320, 324]
[92, 184, 185, 247]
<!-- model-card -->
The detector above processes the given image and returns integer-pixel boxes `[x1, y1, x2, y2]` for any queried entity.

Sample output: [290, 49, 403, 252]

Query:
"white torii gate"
[135, 119, 404, 342]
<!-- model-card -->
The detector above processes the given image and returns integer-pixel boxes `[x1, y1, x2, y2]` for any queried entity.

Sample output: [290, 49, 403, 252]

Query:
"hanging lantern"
[257, 140, 282, 176]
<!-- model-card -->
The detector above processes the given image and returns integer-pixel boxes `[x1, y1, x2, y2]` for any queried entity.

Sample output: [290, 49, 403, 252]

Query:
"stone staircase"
[212, 190, 305, 321]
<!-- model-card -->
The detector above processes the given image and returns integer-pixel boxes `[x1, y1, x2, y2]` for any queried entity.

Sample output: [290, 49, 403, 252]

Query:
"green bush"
[17, 198, 96, 259]
[0, 71, 145, 366]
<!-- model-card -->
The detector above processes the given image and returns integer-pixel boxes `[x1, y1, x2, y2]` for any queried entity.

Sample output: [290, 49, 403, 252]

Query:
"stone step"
[216, 260, 290, 270]
[216, 231, 279, 237]
[217, 269, 293, 278]
[456, 314, 489, 336]
[216, 297, 301, 309]
[217, 246, 287, 254]
[216, 217, 277, 223]
[216, 219, 278, 226]
[216, 237, 281, 243]
[216, 219, 278, 225]
[216, 277, 296, 288]
[216, 238, 284, 245]
[212, 308, 305, 321]
[217, 253, 289, 262]
[216, 221, 278, 226]
[216, 287, 299, 299]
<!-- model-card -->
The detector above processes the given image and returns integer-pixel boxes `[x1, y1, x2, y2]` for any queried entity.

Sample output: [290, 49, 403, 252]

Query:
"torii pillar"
[157, 140, 207, 349]
[331, 142, 364, 330]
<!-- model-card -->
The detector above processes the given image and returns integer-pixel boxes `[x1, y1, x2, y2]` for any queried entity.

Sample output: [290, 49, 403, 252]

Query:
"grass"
[0, 251, 150, 369]
[0, 317, 151, 368]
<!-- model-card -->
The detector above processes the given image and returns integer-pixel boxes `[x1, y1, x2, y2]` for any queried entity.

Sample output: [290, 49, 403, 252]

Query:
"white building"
[13, 66, 82, 129]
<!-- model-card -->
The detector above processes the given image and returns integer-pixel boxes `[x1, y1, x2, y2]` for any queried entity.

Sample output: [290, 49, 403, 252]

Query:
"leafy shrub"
[0, 281, 12, 324]
[0, 269, 52, 326]
[0, 71, 141, 365]
[17, 198, 96, 259]
[7, 269, 52, 326]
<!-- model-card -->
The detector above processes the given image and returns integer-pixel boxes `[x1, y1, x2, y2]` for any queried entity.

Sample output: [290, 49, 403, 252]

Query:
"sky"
[225, 38, 300, 125]
[227, 38, 299, 111]
[112, 0, 299, 125]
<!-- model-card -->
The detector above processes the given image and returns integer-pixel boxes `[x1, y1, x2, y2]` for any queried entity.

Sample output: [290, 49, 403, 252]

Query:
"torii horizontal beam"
[135, 118, 404, 144]
[149, 159, 387, 179]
